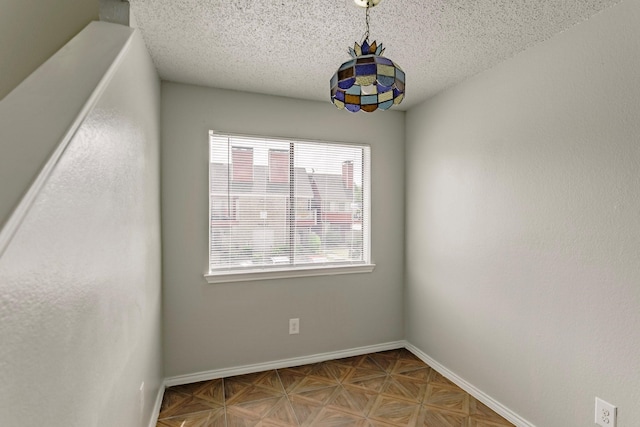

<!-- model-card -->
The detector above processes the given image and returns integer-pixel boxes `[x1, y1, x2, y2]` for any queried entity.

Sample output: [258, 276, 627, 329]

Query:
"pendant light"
[330, 0, 405, 112]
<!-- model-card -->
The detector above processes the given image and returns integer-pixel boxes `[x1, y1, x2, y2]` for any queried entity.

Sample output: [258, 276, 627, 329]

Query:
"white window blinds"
[209, 132, 370, 274]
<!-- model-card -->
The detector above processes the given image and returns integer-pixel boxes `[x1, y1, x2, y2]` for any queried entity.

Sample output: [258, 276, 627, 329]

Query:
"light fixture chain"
[363, 5, 371, 42]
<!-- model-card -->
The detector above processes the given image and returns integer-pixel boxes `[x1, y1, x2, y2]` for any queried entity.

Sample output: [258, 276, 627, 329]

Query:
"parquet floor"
[156, 348, 514, 426]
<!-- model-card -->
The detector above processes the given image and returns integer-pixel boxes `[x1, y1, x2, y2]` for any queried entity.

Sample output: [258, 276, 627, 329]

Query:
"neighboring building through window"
[207, 132, 372, 281]
[231, 146, 254, 183]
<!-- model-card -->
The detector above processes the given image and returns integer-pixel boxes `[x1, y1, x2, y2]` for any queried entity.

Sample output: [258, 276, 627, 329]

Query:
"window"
[206, 132, 373, 283]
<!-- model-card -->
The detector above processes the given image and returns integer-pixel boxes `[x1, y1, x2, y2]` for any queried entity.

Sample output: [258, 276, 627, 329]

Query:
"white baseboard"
[404, 342, 536, 427]
[163, 340, 405, 387]
[147, 383, 165, 427]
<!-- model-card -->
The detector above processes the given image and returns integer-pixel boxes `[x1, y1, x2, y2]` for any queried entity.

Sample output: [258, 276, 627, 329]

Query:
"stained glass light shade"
[330, 40, 405, 113]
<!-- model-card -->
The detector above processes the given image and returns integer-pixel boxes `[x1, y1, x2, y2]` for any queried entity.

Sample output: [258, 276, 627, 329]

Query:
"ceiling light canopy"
[330, 0, 405, 113]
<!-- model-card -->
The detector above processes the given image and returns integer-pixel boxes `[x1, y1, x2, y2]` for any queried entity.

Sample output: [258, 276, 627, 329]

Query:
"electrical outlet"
[595, 397, 617, 427]
[289, 318, 299, 335]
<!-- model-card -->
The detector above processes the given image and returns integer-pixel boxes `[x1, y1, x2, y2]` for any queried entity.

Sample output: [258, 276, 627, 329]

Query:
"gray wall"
[405, 1, 640, 426]
[0, 27, 162, 426]
[161, 83, 405, 377]
[0, 0, 98, 100]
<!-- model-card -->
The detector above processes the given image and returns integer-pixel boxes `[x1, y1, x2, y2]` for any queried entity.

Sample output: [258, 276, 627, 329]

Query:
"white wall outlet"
[289, 318, 299, 335]
[595, 397, 617, 427]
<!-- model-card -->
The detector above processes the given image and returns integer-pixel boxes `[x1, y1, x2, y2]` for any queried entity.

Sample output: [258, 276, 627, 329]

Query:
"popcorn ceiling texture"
[130, 0, 621, 109]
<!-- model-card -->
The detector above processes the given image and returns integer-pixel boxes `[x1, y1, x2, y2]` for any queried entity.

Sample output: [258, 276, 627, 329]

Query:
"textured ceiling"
[129, 0, 620, 110]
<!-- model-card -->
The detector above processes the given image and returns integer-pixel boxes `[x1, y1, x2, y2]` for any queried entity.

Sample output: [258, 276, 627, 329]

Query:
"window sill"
[205, 264, 376, 284]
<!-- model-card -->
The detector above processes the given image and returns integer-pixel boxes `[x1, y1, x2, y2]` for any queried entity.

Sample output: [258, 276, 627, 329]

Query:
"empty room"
[1, 0, 638, 426]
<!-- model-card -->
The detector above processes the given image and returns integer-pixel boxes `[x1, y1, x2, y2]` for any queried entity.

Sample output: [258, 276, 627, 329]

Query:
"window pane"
[209, 132, 369, 273]
[293, 142, 365, 265]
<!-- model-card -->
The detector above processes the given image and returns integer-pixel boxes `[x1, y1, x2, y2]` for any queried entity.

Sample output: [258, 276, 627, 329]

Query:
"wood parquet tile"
[326, 384, 378, 418]
[368, 395, 422, 426]
[156, 349, 515, 427]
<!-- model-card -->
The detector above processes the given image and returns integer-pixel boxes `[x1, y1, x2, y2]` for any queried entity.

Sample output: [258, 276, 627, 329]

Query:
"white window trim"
[205, 263, 376, 284]
[207, 131, 373, 284]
